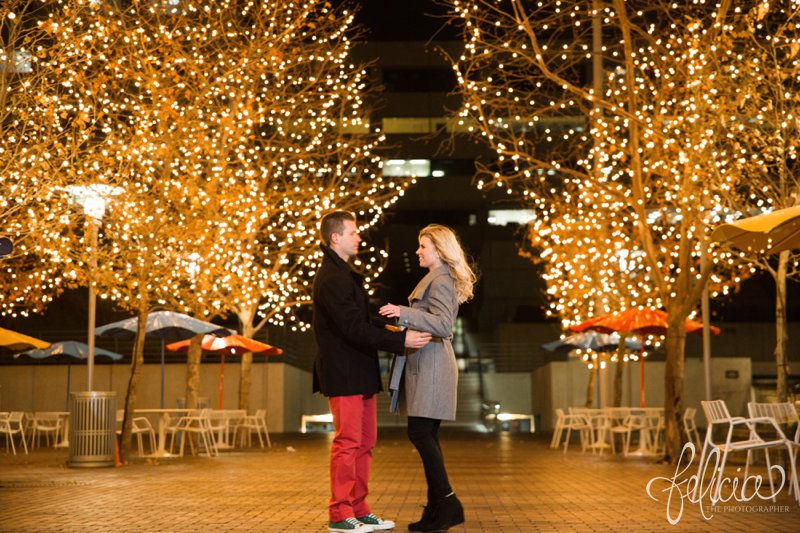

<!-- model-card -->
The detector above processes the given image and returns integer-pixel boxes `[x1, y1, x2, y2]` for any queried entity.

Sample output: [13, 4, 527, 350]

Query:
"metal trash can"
[68, 391, 117, 468]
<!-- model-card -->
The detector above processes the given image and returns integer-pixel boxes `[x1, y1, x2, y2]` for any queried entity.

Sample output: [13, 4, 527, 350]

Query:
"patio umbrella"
[542, 331, 643, 409]
[166, 334, 283, 409]
[0, 327, 50, 353]
[711, 205, 800, 254]
[18, 341, 124, 409]
[96, 310, 230, 408]
[541, 331, 642, 353]
[569, 308, 721, 406]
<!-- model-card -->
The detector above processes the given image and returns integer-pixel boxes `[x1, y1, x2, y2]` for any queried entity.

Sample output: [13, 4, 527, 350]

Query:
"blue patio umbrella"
[95, 310, 230, 408]
[541, 331, 642, 353]
[18, 341, 124, 409]
[542, 331, 643, 408]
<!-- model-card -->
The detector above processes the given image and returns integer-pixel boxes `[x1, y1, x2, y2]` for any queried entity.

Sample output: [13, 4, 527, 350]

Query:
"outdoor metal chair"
[603, 407, 640, 456]
[699, 399, 798, 503]
[171, 408, 218, 457]
[747, 401, 799, 498]
[28, 412, 63, 449]
[558, 408, 594, 453]
[0, 412, 28, 455]
[234, 409, 272, 448]
[682, 407, 701, 449]
[550, 408, 567, 448]
[131, 417, 157, 456]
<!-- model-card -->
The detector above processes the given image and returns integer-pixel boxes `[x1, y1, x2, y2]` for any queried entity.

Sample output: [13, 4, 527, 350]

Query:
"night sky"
[348, 0, 458, 41]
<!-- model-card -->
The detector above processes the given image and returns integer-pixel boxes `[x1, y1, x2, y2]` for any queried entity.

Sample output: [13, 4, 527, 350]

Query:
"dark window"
[382, 68, 457, 93]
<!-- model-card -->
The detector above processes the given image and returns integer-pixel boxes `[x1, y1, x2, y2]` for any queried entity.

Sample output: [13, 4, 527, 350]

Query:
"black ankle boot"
[425, 494, 464, 531]
[408, 503, 436, 531]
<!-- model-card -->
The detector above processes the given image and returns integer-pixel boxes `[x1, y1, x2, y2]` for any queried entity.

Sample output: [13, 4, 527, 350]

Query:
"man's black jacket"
[312, 244, 406, 397]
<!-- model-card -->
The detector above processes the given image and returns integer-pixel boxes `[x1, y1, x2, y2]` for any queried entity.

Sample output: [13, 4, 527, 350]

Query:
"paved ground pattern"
[1, 429, 798, 532]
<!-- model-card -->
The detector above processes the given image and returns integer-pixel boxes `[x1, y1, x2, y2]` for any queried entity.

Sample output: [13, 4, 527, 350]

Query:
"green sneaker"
[357, 513, 395, 530]
[328, 517, 374, 533]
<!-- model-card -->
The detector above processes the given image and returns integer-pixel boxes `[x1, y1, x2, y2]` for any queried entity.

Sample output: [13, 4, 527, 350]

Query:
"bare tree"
[444, 0, 769, 459]
[712, 2, 800, 402]
[0, 0, 87, 316]
[7, 0, 411, 437]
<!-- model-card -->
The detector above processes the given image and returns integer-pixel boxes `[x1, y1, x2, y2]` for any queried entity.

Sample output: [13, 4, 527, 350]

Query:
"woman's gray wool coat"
[396, 265, 459, 421]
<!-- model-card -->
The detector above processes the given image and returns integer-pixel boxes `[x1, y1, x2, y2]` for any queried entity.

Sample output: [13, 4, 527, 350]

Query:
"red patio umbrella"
[569, 308, 720, 406]
[167, 334, 283, 409]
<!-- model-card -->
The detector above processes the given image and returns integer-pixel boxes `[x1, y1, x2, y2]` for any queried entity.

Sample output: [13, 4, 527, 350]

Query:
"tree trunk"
[119, 302, 148, 463]
[663, 308, 689, 463]
[585, 364, 596, 408]
[774, 251, 790, 403]
[613, 361, 623, 407]
[612, 338, 626, 407]
[238, 320, 255, 411]
[185, 333, 204, 409]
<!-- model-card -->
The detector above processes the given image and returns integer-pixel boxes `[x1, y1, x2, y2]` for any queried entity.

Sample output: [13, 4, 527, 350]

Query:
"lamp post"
[66, 184, 123, 391]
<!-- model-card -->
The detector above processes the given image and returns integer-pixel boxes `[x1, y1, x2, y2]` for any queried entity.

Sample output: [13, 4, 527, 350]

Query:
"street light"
[66, 184, 123, 391]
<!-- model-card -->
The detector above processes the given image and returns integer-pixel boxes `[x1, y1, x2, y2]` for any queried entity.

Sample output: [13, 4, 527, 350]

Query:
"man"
[313, 211, 431, 533]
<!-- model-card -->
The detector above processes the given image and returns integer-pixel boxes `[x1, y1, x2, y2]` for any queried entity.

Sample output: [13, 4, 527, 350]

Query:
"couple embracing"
[312, 211, 476, 533]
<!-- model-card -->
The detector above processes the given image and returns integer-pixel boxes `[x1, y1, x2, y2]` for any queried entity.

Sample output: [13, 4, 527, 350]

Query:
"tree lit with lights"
[0, 0, 87, 317]
[3, 0, 410, 458]
[710, 2, 800, 403]
[445, 0, 793, 459]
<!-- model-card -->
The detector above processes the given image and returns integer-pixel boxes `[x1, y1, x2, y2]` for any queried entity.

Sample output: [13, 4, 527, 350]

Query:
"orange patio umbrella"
[167, 334, 283, 409]
[569, 308, 720, 406]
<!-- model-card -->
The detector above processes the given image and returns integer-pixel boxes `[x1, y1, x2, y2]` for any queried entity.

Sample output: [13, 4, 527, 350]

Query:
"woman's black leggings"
[407, 416, 452, 501]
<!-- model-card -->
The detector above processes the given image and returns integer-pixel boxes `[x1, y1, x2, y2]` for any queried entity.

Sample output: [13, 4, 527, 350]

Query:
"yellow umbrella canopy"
[0, 327, 51, 352]
[711, 205, 800, 254]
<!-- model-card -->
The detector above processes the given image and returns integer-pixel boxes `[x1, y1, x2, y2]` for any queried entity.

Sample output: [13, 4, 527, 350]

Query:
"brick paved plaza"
[1, 429, 798, 532]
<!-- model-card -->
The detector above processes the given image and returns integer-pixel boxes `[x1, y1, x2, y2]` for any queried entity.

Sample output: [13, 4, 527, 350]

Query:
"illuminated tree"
[521, 187, 658, 408]
[141, 0, 412, 411]
[712, 2, 800, 402]
[12, 0, 411, 444]
[0, 0, 85, 317]
[445, 0, 770, 459]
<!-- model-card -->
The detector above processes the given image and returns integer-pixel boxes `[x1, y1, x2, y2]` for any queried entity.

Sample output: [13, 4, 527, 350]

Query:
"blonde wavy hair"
[419, 224, 477, 304]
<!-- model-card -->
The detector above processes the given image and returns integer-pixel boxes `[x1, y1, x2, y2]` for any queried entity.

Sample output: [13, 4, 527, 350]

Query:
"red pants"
[328, 394, 377, 521]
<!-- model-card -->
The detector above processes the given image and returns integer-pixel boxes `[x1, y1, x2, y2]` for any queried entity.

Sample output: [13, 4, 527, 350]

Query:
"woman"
[379, 224, 476, 532]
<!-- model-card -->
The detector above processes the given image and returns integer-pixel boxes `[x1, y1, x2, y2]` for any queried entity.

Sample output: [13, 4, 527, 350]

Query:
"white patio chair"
[747, 401, 799, 497]
[683, 407, 701, 449]
[560, 408, 594, 453]
[597, 407, 637, 455]
[699, 400, 798, 503]
[235, 409, 272, 448]
[28, 412, 63, 449]
[171, 408, 218, 457]
[0, 412, 28, 455]
[131, 417, 157, 456]
[550, 408, 567, 448]
[642, 408, 665, 455]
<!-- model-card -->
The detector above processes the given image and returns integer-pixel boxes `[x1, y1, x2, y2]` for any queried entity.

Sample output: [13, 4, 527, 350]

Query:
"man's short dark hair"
[320, 211, 355, 246]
